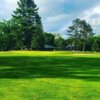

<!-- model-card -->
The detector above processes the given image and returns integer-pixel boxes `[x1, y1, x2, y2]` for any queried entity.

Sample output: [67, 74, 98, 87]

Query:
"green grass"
[0, 51, 100, 100]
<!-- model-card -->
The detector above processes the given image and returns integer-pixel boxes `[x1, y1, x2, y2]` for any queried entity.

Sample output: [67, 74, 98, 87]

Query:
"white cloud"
[45, 14, 68, 23]
[76, 2, 100, 35]
[62, 34, 70, 39]
[79, 2, 100, 20]
[58, 22, 71, 34]
[34, 0, 68, 17]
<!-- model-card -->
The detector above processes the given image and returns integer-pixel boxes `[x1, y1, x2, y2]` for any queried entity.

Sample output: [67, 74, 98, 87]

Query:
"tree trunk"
[83, 41, 85, 52]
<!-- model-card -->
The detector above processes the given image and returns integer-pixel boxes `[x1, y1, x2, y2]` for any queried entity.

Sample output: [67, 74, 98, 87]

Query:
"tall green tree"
[67, 18, 95, 51]
[79, 20, 95, 51]
[9, 18, 24, 49]
[67, 18, 81, 50]
[12, 0, 43, 49]
[31, 13, 44, 48]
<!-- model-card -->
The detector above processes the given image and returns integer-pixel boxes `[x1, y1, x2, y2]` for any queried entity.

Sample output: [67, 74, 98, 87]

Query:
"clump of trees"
[43, 32, 55, 46]
[66, 18, 100, 52]
[67, 18, 95, 51]
[0, 1, 100, 52]
[53, 33, 65, 50]
[0, 0, 43, 50]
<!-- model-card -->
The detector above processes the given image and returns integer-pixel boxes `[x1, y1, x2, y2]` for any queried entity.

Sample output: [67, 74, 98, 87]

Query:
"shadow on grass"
[0, 56, 100, 81]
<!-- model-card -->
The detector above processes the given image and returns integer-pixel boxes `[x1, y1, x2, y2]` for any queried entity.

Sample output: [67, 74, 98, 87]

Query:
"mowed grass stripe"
[0, 51, 100, 100]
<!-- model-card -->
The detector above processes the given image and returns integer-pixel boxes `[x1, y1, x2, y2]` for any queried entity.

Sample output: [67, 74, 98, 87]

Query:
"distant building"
[44, 44, 55, 51]
[64, 45, 77, 51]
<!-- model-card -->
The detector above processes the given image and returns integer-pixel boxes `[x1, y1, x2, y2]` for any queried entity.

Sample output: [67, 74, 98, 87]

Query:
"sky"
[0, 0, 100, 39]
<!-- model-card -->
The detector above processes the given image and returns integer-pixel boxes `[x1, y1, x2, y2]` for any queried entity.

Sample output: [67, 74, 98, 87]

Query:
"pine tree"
[67, 18, 81, 50]
[12, 0, 43, 50]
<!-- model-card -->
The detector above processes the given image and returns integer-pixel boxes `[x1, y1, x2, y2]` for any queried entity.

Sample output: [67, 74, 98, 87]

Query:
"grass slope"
[0, 51, 100, 100]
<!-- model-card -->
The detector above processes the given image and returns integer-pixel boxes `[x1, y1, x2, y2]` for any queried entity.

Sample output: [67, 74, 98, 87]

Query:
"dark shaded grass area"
[0, 56, 100, 81]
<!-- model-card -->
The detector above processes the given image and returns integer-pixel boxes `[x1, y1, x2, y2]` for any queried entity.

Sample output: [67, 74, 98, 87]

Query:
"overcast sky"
[0, 0, 100, 39]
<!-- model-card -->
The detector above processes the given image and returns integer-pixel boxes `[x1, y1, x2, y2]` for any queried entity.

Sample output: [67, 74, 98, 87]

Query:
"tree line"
[0, 0, 99, 51]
